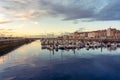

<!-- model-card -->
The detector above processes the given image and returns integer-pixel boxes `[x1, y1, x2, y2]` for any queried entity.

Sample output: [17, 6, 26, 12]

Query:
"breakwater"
[0, 38, 35, 56]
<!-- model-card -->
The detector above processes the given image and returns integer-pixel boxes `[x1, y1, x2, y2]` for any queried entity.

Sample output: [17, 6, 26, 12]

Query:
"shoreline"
[0, 39, 35, 56]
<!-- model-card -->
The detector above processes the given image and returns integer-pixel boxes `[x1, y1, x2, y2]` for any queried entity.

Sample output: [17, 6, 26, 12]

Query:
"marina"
[40, 38, 120, 51]
[0, 0, 120, 80]
[0, 40, 120, 80]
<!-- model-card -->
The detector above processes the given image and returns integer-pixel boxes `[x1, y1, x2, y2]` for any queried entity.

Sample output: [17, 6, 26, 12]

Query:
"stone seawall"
[0, 39, 35, 56]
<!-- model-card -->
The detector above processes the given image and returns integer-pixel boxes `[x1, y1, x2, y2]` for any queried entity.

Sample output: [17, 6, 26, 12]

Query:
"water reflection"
[0, 41, 33, 57]
[43, 46, 119, 55]
[0, 40, 120, 80]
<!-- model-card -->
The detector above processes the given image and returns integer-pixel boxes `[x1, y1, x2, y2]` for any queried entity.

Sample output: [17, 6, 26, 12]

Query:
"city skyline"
[0, 0, 120, 37]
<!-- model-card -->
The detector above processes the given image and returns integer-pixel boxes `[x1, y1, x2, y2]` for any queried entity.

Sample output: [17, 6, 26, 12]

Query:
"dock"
[40, 38, 120, 50]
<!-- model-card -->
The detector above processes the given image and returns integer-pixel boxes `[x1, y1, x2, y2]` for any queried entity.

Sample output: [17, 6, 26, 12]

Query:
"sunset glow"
[0, 0, 120, 37]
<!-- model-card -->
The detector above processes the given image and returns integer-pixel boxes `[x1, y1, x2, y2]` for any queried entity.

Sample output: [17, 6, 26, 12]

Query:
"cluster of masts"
[40, 39, 120, 50]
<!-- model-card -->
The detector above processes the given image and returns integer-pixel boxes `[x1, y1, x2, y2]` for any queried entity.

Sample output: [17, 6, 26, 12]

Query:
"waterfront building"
[88, 31, 95, 38]
[107, 28, 120, 39]
[72, 32, 88, 39]
[107, 28, 116, 38]
[68, 28, 120, 39]
[115, 30, 120, 39]
[98, 30, 107, 38]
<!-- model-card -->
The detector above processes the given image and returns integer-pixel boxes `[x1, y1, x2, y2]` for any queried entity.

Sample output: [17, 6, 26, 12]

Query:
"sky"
[0, 0, 120, 37]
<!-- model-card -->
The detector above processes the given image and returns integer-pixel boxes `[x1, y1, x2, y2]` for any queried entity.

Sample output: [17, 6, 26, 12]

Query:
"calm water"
[0, 40, 120, 80]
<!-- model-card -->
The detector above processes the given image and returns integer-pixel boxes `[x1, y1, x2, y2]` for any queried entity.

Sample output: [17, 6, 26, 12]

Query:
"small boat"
[58, 45, 65, 50]
[111, 43, 117, 48]
[65, 45, 76, 49]
[117, 43, 120, 47]
[106, 43, 111, 47]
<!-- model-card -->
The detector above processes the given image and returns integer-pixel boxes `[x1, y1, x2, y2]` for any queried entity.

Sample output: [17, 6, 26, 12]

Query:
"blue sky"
[0, 0, 120, 36]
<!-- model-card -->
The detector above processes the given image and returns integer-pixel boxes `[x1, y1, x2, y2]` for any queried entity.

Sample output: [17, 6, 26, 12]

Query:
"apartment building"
[70, 28, 120, 39]
[71, 32, 88, 39]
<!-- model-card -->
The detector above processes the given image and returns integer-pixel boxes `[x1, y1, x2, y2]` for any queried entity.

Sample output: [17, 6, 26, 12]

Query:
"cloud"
[0, 28, 14, 36]
[14, 10, 47, 21]
[0, 14, 11, 24]
[38, 0, 120, 21]
[39, 0, 95, 20]
[0, 20, 11, 24]
[0, 0, 120, 21]
[0, 0, 47, 21]
[95, 0, 120, 20]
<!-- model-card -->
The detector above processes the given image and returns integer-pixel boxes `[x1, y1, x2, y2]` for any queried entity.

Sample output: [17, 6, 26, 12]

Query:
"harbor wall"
[0, 38, 35, 56]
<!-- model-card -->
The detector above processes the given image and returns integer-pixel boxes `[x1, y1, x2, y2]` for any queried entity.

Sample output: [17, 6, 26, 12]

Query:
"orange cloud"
[0, 20, 11, 24]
